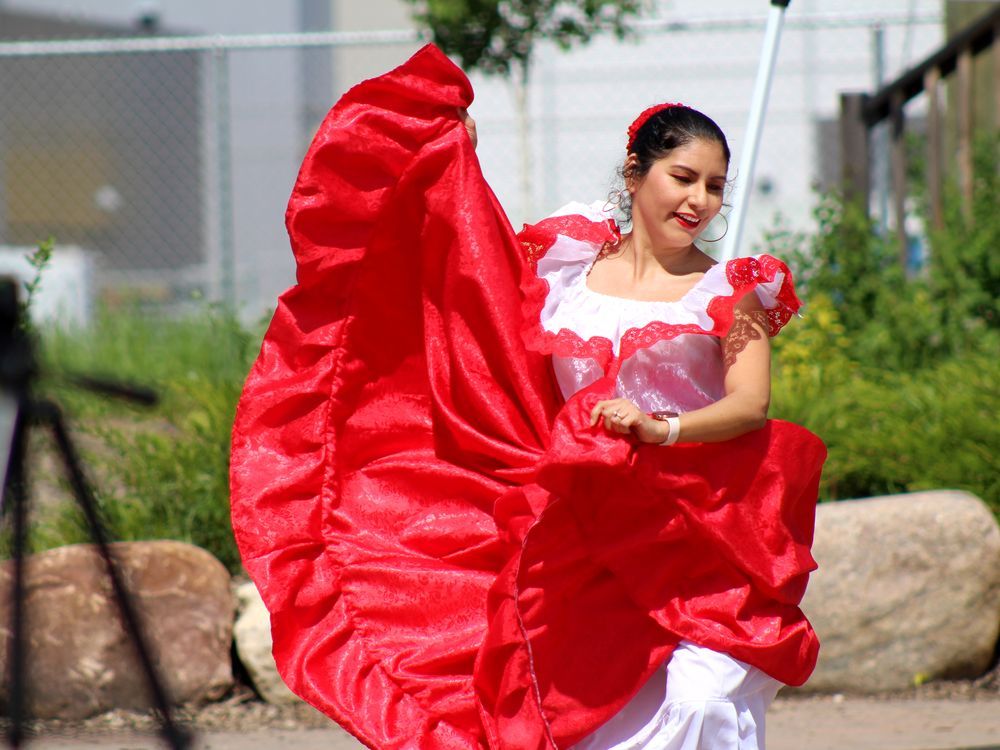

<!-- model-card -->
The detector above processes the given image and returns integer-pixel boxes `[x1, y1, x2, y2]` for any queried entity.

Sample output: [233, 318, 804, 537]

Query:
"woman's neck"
[620, 229, 699, 280]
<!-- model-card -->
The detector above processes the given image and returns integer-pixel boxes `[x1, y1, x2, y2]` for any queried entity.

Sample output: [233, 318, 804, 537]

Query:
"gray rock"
[800, 490, 1000, 693]
[232, 580, 303, 705]
[0, 541, 235, 719]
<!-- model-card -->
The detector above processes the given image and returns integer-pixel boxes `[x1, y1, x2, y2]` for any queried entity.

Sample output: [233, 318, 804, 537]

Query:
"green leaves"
[404, 0, 642, 77]
[21, 237, 54, 331]
[772, 351, 999, 511]
[770, 137, 1000, 514]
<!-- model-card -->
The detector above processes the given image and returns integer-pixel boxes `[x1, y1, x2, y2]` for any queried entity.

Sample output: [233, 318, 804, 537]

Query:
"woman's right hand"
[458, 107, 477, 150]
[590, 398, 670, 444]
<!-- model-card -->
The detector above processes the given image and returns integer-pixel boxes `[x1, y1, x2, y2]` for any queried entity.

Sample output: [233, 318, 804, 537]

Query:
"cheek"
[637, 179, 679, 209]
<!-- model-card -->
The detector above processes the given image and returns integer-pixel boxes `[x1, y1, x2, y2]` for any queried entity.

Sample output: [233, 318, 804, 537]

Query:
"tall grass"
[28, 305, 264, 574]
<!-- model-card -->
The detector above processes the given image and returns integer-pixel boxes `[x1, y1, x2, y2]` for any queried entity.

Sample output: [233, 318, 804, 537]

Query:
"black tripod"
[0, 279, 191, 749]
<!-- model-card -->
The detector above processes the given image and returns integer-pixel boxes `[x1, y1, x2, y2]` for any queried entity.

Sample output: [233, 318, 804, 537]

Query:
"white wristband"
[661, 416, 681, 446]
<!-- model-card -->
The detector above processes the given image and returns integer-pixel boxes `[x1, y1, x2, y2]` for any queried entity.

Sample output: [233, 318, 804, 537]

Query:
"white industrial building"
[0, 0, 954, 315]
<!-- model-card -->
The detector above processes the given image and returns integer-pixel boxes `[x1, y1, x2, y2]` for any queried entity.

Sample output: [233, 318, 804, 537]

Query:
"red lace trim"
[518, 214, 802, 370]
[519, 213, 620, 266]
[518, 214, 620, 371]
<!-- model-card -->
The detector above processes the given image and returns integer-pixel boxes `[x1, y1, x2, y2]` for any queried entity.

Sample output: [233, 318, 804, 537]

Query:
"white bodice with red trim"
[526, 201, 797, 415]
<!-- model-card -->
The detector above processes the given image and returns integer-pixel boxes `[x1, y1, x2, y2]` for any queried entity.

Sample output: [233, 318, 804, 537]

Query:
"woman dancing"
[231, 44, 825, 750]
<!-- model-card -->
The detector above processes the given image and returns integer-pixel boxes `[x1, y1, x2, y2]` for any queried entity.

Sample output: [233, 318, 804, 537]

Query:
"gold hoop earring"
[700, 213, 728, 243]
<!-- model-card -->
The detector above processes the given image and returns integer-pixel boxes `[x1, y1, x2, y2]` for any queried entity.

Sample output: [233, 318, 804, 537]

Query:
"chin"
[659, 229, 698, 248]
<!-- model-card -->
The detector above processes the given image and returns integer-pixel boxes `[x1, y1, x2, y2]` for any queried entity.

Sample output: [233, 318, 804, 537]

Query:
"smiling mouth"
[673, 213, 701, 229]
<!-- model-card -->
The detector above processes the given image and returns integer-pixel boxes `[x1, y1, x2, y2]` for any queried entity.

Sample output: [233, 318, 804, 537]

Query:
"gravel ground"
[6, 664, 999, 749]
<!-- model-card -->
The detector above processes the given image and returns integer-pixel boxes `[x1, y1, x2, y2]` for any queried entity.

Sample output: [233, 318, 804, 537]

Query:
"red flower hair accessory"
[626, 102, 684, 153]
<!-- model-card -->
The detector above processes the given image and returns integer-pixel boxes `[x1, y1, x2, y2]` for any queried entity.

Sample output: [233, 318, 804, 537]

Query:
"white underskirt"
[571, 641, 783, 750]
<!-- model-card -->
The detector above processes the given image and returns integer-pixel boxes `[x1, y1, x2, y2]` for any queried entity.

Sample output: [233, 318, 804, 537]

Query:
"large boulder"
[0, 540, 235, 719]
[232, 580, 303, 705]
[800, 490, 1000, 693]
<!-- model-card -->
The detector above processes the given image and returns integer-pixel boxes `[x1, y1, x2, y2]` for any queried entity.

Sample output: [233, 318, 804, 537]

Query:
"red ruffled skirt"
[230, 44, 826, 750]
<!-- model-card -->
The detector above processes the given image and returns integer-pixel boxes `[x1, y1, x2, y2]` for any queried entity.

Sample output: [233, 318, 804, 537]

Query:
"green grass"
[20, 305, 266, 574]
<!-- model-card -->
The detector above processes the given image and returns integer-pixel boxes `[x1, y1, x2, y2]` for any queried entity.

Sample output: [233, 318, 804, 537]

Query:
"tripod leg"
[3, 403, 30, 749]
[40, 401, 191, 750]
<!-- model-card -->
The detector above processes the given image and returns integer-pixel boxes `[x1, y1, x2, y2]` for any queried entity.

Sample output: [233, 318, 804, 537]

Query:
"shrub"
[770, 135, 999, 515]
[772, 347, 999, 514]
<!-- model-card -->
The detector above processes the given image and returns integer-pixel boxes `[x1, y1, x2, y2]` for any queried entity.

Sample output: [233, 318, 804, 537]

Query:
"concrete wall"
[331, 0, 419, 95]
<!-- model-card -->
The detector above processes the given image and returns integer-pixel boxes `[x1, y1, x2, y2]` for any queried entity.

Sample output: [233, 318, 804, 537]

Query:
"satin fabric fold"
[231, 44, 560, 749]
[231, 44, 825, 750]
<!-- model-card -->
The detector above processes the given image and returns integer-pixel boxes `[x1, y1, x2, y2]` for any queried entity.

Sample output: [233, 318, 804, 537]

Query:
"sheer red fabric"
[231, 44, 825, 750]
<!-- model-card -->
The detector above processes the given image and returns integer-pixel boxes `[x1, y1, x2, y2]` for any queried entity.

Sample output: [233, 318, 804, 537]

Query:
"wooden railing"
[839, 5, 999, 265]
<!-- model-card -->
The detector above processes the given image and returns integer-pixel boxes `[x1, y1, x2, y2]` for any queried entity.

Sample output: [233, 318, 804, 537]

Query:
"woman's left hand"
[457, 107, 477, 150]
[590, 399, 665, 444]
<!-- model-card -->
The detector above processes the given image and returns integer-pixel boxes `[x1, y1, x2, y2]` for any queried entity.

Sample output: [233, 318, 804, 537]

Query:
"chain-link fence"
[0, 7, 946, 321]
[0, 29, 421, 322]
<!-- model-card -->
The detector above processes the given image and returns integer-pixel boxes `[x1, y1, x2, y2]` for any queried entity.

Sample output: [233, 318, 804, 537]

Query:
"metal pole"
[540, 54, 559, 212]
[720, 0, 791, 262]
[213, 48, 236, 308]
[873, 24, 891, 235]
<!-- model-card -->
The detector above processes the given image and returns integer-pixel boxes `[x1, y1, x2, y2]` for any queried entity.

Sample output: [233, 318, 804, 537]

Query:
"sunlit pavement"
[18, 697, 1000, 750]
[767, 696, 1000, 750]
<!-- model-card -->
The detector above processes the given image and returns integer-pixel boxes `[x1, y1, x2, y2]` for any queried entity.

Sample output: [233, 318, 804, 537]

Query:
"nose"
[687, 181, 709, 211]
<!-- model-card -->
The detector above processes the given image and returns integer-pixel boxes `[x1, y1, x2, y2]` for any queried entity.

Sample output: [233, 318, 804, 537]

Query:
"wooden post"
[924, 66, 944, 231]
[994, 16, 1000, 136]
[839, 93, 870, 211]
[957, 45, 974, 220]
[890, 90, 908, 269]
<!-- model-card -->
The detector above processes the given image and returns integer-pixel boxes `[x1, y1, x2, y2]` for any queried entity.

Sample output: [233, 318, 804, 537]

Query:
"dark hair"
[617, 106, 730, 225]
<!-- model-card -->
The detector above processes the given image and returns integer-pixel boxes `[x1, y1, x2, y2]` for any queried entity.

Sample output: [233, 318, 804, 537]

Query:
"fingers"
[590, 399, 622, 426]
[589, 401, 605, 426]
[604, 414, 629, 433]
[607, 410, 636, 434]
[457, 107, 478, 149]
[591, 400, 638, 434]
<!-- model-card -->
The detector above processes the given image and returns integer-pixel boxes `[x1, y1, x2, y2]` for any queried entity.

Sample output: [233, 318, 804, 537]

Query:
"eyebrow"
[671, 164, 728, 181]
